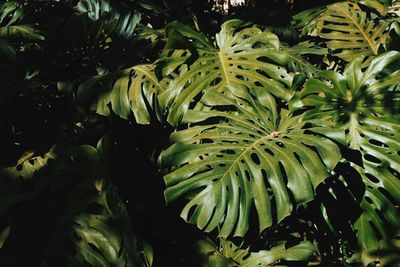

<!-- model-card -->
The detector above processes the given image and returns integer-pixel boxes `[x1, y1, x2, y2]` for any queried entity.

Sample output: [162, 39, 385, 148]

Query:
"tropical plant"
[196, 238, 318, 266]
[1, 0, 399, 266]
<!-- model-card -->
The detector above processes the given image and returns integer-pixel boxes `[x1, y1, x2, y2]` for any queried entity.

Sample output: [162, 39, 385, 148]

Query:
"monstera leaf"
[296, 51, 400, 251]
[0, 141, 152, 266]
[355, 164, 400, 251]
[160, 88, 341, 237]
[292, 6, 326, 36]
[0, 1, 43, 40]
[316, 1, 388, 64]
[0, 25, 44, 40]
[358, 0, 389, 15]
[77, 64, 169, 124]
[388, 0, 400, 17]
[197, 238, 318, 267]
[157, 19, 295, 126]
[76, 0, 141, 38]
[1, 149, 56, 179]
[71, 187, 153, 267]
[283, 41, 328, 77]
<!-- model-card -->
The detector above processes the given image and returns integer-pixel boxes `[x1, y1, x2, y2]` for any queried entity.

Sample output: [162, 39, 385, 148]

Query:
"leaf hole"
[245, 170, 251, 182]
[278, 162, 289, 185]
[264, 148, 274, 156]
[363, 154, 382, 164]
[365, 196, 373, 204]
[256, 56, 275, 64]
[293, 152, 302, 165]
[275, 142, 284, 148]
[250, 153, 261, 165]
[365, 173, 380, 184]
[201, 138, 214, 144]
[368, 139, 389, 148]
[187, 205, 198, 221]
[222, 149, 236, 155]
[254, 81, 262, 87]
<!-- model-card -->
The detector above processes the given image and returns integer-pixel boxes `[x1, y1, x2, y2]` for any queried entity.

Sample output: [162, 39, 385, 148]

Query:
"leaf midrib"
[337, 4, 378, 55]
[218, 51, 231, 87]
[133, 65, 159, 89]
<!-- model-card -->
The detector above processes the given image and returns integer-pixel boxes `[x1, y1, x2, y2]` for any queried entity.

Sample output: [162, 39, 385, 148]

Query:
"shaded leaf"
[0, 25, 44, 40]
[0, 226, 10, 250]
[78, 64, 169, 124]
[77, 0, 141, 38]
[70, 188, 152, 267]
[298, 52, 400, 251]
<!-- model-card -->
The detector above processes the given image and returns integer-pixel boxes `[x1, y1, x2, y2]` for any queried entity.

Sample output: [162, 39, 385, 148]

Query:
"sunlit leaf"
[160, 89, 340, 237]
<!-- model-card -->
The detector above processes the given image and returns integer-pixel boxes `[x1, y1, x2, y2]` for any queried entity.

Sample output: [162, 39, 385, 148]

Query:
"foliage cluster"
[0, 0, 399, 266]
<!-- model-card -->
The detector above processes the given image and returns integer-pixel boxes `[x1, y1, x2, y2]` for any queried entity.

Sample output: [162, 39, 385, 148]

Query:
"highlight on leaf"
[160, 89, 341, 237]
[316, 1, 388, 64]
[157, 19, 295, 126]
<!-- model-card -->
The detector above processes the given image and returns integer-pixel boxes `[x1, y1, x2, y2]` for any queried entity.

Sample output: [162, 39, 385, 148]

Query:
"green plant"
[1, 0, 399, 266]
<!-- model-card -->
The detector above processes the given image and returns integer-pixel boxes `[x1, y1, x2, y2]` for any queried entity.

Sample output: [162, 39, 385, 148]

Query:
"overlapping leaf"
[160, 89, 340, 237]
[78, 64, 169, 124]
[157, 19, 295, 126]
[197, 238, 317, 267]
[71, 188, 152, 267]
[77, 0, 141, 38]
[388, 0, 400, 17]
[296, 51, 400, 251]
[316, 1, 388, 63]
[0, 1, 43, 40]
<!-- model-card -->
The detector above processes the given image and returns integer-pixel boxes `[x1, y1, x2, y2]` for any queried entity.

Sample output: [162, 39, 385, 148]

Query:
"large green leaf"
[157, 19, 295, 126]
[316, 1, 388, 63]
[160, 89, 341, 237]
[77, 64, 169, 124]
[297, 51, 400, 251]
[197, 238, 318, 267]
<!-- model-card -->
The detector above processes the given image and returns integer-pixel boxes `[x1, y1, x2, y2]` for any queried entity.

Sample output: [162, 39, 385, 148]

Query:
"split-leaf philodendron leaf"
[157, 19, 296, 126]
[78, 64, 169, 124]
[160, 89, 341, 237]
[197, 238, 318, 267]
[316, 1, 388, 64]
[296, 51, 400, 250]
